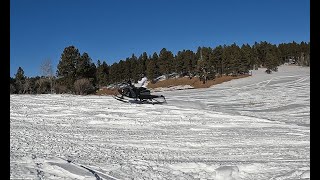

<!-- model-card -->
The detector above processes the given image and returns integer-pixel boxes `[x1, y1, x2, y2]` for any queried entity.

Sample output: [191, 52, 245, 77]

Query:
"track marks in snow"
[10, 65, 309, 179]
[162, 66, 309, 126]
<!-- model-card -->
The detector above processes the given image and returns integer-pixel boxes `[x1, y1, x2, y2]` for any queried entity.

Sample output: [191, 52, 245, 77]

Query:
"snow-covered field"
[10, 65, 310, 179]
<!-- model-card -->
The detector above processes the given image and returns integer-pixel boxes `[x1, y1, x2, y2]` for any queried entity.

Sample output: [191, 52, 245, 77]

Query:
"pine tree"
[151, 52, 160, 78]
[222, 45, 233, 75]
[298, 41, 310, 66]
[56, 46, 81, 92]
[228, 43, 241, 75]
[14, 67, 26, 94]
[128, 54, 140, 82]
[158, 48, 174, 77]
[278, 43, 289, 64]
[240, 44, 252, 74]
[252, 41, 264, 69]
[15, 66, 25, 81]
[146, 59, 156, 81]
[265, 47, 279, 73]
[76, 52, 96, 81]
[117, 60, 127, 82]
[183, 50, 196, 77]
[108, 62, 120, 83]
[175, 50, 185, 75]
[265, 52, 275, 73]
[96, 60, 109, 87]
[137, 52, 148, 76]
[212, 45, 224, 77]
[203, 47, 215, 78]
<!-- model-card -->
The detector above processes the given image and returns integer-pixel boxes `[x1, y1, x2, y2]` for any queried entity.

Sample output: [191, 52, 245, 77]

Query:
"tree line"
[10, 41, 310, 95]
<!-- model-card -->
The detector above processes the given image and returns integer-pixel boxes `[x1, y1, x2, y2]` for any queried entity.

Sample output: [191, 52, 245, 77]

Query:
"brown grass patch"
[95, 88, 120, 96]
[147, 75, 251, 89]
[95, 74, 251, 95]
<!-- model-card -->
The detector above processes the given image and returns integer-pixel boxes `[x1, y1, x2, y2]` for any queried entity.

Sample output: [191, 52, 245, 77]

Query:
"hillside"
[96, 74, 251, 95]
[147, 74, 251, 89]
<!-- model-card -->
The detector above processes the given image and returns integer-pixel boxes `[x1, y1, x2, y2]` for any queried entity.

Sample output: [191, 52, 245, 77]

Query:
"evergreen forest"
[10, 41, 310, 95]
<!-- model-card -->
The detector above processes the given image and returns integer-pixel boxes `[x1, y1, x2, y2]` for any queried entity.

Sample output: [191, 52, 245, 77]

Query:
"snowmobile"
[113, 82, 166, 104]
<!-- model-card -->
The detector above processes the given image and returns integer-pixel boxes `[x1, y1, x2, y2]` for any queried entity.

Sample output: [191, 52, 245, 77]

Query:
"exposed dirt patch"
[147, 75, 251, 89]
[96, 75, 250, 95]
[96, 88, 119, 96]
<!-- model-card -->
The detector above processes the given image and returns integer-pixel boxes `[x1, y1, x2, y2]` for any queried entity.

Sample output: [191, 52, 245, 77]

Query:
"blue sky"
[10, 0, 310, 77]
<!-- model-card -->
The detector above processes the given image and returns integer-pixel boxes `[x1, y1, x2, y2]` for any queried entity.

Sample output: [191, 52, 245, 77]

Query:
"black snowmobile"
[113, 82, 166, 104]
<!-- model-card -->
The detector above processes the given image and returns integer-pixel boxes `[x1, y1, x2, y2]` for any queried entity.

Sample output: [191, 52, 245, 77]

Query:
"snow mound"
[300, 170, 310, 179]
[87, 120, 105, 124]
[215, 166, 239, 180]
[20, 156, 95, 179]
[169, 163, 240, 180]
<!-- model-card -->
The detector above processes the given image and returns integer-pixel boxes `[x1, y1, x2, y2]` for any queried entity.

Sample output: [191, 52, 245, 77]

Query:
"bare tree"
[10, 84, 16, 94]
[74, 78, 93, 95]
[23, 78, 32, 94]
[40, 59, 54, 93]
[35, 78, 51, 94]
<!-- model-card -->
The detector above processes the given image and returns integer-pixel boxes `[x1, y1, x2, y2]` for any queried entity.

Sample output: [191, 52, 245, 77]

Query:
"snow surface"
[152, 85, 194, 92]
[10, 65, 309, 179]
